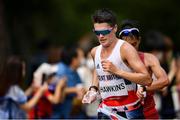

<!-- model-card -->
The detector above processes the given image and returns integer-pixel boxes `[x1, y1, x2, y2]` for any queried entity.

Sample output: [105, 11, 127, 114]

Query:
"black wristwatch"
[89, 86, 98, 92]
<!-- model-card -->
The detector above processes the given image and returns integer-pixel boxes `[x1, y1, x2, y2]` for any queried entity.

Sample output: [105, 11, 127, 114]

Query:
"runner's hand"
[82, 90, 98, 104]
[101, 60, 119, 74]
[136, 86, 145, 100]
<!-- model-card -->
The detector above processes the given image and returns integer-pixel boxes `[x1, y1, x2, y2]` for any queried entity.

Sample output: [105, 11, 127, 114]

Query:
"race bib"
[99, 76, 128, 99]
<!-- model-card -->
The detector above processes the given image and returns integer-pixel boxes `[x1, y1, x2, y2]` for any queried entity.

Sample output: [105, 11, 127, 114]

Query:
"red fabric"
[143, 106, 159, 119]
[44, 90, 51, 97]
[28, 93, 52, 119]
[103, 91, 139, 106]
[138, 52, 158, 118]
[110, 115, 118, 120]
[138, 52, 156, 110]
[143, 91, 156, 111]
[138, 52, 145, 64]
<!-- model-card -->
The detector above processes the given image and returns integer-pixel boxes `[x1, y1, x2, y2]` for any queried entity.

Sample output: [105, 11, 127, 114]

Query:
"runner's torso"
[95, 40, 139, 106]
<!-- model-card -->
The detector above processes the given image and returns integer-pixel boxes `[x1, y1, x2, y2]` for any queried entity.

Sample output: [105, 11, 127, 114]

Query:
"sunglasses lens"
[94, 31, 100, 36]
[94, 29, 112, 36]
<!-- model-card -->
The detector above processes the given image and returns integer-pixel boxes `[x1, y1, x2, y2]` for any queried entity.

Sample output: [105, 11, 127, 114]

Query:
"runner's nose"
[99, 34, 104, 38]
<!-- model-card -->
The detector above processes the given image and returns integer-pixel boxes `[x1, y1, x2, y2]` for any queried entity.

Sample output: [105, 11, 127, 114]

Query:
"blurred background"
[0, 0, 180, 119]
[0, 0, 180, 58]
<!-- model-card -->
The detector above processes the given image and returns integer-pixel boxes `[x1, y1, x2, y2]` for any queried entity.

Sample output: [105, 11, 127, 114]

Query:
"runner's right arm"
[90, 47, 99, 90]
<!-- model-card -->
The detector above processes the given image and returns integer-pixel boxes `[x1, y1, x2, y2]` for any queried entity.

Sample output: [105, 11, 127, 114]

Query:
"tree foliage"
[2, 0, 180, 56]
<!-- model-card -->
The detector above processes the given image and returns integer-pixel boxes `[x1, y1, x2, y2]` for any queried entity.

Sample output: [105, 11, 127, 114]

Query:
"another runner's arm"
[145, 53, 169, 91]
[90, 47, 99, 91]
[119, 42, 152, 86]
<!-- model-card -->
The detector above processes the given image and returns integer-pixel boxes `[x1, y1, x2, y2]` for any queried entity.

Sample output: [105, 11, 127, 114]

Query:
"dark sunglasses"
[93, 28, 113, 36]
[119, 28, 139, 38]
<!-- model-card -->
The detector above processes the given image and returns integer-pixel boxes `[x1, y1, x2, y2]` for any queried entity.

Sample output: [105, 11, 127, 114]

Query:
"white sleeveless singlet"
[95, 39, 136, 99]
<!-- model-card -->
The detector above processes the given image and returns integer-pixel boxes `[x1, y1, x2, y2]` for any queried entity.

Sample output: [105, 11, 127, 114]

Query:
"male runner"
[119, 19, 169, 119]
[82, 9, 152, 119]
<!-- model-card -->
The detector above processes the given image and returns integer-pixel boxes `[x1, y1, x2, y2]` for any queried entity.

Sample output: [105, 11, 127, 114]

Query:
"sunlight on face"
[94, 23, 116, 47]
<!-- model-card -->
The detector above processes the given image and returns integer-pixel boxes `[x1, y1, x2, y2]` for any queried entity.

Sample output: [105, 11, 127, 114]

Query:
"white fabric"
[97, 103, 128, 119]
[77, 66, 93, 89]
[5, 85, 27, 104]
[33, 63, 58, 87]
[77, 66, 99, 117]
[1, 85, 27, 119]
[95, 40, 134, 99]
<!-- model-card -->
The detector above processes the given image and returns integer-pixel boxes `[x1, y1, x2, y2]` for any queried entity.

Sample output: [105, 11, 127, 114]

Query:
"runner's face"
[122, 36, 140, 50]
[94, 23, 115, 47]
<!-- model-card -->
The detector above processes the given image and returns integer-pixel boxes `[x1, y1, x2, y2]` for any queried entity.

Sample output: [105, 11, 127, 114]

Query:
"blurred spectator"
[32, 46, 61, 87]
[145, 31, 166, 64]
[27, 38, 52, 86]
[78, 33, 98, 57]
[145, 31, 176, 118]
[167, 52, 180, 118]
[28, 73, 66, 119]
[29, 46, 66, 118]
[51, 45, 86, 119]
[77, 49, 99, 119]
[176, 52, 180, 85]
[77, 34, 99, 118]
[0, 55, 47, 119]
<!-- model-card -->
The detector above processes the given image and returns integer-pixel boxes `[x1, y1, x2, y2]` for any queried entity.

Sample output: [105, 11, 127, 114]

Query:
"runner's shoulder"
[91, 46, 99, 58]
[144, 52, 160, 66]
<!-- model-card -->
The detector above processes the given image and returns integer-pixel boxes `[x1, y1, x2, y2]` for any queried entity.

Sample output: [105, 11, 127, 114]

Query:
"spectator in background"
[175, 52, 180, 85]
[27, 38, 51, 86]
[144, 31, 167, 67]
[176, 53, 180, 109]
[0, 55, 47, 119]
[51, 45, 85, 119]
[77, 48, 99, 119]
[77, 33, 99, 119]
[165, 49, 180, 118]
[145, 31, 177, 118]
[32, 45, 62, 87]
[28, 73, 66, 119]
[29, 46, 66, 118]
